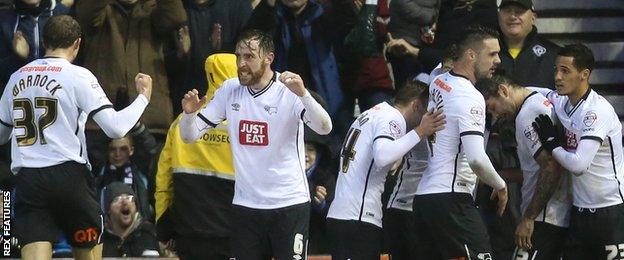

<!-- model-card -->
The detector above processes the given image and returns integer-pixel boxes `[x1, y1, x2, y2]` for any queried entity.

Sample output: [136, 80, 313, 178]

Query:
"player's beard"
[238, 62, 267, 86]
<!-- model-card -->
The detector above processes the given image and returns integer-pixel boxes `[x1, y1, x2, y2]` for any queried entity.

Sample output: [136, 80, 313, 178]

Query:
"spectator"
[244, 0, 355, 120]
[165, 0, 252, 115]
[0, 0, 72, 86]
[94, 136, 153, 221]
[75, 0, 187, 167]
[497, 0, 559, 89]
[101, 182, 160, 257]
[341, 0, 394, 112]
[304, 126, 336, 254]
[386, 0, 441, 89]
[155, 53, 238, 259]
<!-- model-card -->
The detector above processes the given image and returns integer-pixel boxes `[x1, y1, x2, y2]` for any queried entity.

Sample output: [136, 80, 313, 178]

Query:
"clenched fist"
[181, 89, 207, 114]
[135, 73, 152, 102]
[279, 71, 307, 97]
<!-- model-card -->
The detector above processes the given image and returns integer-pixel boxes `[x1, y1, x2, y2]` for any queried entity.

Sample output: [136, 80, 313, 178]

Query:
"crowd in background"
[0, 0, 606, 258]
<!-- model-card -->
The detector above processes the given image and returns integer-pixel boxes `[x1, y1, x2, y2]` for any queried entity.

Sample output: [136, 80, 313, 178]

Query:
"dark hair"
[394, 79, 429, 106]
[475, 74, 519, 100]
[456, 25, 499, 59]
[558, 43, 594, 73]
[43, 15, 81, 50]
[237, 29, 274, 55]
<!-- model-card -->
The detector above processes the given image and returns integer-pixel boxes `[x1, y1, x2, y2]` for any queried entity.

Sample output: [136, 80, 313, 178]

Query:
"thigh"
[177, 237, 231, 260]
[52, 163, 103, 248]
[411, 196, 441, 260]
[513, 223, 566, 260]
[327, 219, 381, 260]
[230, 205, 270, 260]
[384, 209, 410, 260]
[270, 203, 309, 260]
[14, 170, 61, 246]
[421, 194, 493, 260]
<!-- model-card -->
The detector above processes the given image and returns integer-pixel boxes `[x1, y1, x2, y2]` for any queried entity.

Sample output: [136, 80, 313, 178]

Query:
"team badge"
[583, 111, 597, 127]
[532, 44, 546, 57]
[263, 105, 277, 115]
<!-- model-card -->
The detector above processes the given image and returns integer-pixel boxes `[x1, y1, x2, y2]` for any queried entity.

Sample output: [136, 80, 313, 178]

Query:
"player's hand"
[515, 217, 534, 250]
[13, 31, 29, 60]
[532, 114, 559, 153]
[135, 73, 153, 102]
[313, 185, 327, 205]
[490, 185, 508, 217]
[415, 109, 446, 137]
[181, 89, 207, 114]
[279, 71, 307, 97]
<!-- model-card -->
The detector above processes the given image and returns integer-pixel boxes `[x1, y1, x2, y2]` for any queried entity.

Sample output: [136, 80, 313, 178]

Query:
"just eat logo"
[239, 120, 268, 146]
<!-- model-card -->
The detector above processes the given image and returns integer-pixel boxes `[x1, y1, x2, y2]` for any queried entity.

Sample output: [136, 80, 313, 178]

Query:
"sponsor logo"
[434, 78, 452, 92]
[239, 120, 268, 146]
[389, 120, 402, 138]
[543, 99, 552, 107]
[583, 111, 597, 127]
[532, 44, 546, 57]
[231, 103, 240, 111]
[73, 227, 98, 244]
[477, 252, 492, 260]
[524, 126, 539, 148]
[264, 105, 277, 115]
[470, 106, 484, 121]
[564, 128, 577, 150]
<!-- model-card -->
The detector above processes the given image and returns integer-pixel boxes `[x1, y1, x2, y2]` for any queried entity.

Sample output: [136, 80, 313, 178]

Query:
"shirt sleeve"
[0, 81, 13, 127]
[578, 107, 611, 142]
[518, 100, 553, 159]
[197, 82, 228, 128]
[457, 98, 486, 136]
[73, 69, 113, 117]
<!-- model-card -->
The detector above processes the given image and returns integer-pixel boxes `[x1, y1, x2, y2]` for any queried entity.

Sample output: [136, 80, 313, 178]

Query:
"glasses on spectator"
[109, 146, 130, 153]
[112, 194, 134, 204]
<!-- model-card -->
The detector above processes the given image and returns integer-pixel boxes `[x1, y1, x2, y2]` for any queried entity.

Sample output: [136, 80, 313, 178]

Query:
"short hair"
[558, 43, 595, 73]
[455, 25, 499, 59]
[394, 79, 429, 106]
[475, 73, 519, 100]
[43, 15, 81, 50]
[236, 29, 274, 55]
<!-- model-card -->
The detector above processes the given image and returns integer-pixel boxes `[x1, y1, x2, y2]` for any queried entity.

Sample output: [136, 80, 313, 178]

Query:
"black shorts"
[512, 221, 567, 260]
[412, 192, 493, 260]
[230, 202, 309, 260]
[14, 161, 103, 248]
[384, 208, 418, 260]
[326, 218, 382, 260]
[563, 203, 624, 260]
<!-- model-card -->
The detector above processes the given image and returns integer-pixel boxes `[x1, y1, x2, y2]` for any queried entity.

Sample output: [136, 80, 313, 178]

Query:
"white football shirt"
[546, 89, 624, 209]
[0, 58, 114, 172]
[193, 72, 310, 209]
[516, 91, 571, 227]
[327, 102, 406, 228]
[387, 140, 428, 211]
[416, 71, 486, 195]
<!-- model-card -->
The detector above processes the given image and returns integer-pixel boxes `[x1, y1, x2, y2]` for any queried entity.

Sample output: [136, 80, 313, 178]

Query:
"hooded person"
[155, 52, 238, 259]
[100, 182, 160, 257]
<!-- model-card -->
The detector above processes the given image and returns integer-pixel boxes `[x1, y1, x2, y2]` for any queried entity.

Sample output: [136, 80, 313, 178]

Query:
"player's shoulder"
[518, 92, 552, 121]
[580, 90, 617, 119]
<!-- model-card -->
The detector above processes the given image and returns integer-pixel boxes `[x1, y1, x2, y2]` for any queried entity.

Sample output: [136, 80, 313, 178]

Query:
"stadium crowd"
[0, 0, 622, 259]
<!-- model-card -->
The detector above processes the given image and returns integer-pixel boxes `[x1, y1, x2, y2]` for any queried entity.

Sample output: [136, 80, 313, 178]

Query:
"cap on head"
[499, 0, 534, 11]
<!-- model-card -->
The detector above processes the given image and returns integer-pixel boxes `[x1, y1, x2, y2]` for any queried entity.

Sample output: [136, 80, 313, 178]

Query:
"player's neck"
[249, 70, 274, 91]
[450, 64, 475, 84]
[513, 87, 533, 114]
[44, 49, 73, 62]
[569, 83, 590, 106]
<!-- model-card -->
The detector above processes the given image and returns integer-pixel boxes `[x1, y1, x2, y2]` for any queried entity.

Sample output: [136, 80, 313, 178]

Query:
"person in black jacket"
[101, 182, 160, 258]
[497, 0, 559, 89]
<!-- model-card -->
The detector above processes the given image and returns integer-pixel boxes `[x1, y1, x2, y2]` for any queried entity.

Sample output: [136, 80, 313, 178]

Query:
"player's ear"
[498, 84, 509, 98]
[265, 51, 274, 65]
[73, 38, 81, 50]
[580, 68, 591, 81]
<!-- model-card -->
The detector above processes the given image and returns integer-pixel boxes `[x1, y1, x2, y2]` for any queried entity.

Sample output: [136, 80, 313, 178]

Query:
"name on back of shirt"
[11, 74, 63, 97]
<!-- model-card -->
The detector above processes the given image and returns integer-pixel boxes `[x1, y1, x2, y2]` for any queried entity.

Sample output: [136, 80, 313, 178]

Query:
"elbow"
[318, 119, 333, 135]
[102, 128, 126, 139]
[179, 132, 196, 144]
